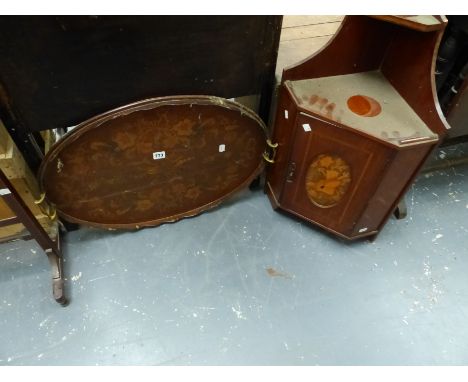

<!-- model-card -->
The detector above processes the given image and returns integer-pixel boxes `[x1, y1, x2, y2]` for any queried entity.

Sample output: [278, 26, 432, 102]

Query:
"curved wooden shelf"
[285, 71, 438, 147]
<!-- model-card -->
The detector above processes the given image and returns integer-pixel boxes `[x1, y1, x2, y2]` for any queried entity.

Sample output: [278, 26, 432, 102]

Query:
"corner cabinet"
[265, 16, 450, 240]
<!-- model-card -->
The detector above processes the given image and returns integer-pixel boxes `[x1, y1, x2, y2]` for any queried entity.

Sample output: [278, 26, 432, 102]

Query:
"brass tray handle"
[263, 151, 275, 163]
[34, 192, 46, 204]
[266, 139, 278, 149]
[263, 139, 278, 164]
[47, 208, 57, 221]
[34, 192, 57, 220]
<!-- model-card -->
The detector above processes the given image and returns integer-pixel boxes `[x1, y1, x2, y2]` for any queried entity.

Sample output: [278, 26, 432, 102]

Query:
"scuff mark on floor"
[266, 267, 293, 279]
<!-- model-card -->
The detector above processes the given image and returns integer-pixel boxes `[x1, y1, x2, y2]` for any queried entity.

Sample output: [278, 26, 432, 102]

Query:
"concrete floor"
[0, 142, 468, 365]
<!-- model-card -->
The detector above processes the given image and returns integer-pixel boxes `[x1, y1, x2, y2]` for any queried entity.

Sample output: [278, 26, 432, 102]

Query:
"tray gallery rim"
[38, 95, 268, 230]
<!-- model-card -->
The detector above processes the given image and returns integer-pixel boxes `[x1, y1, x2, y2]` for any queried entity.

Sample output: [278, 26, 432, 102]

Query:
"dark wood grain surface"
[39, 96, 267, 229]
[0, 16, 282, 170]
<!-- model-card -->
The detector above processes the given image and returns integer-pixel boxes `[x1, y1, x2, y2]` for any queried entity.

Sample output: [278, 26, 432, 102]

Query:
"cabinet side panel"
[353, 144, 433, 235]
[381, 27, 450, 135]
[265, 86, 297, 205]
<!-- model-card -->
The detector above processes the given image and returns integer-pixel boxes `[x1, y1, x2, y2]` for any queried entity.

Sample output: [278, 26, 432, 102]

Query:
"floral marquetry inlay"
[305, 154, 352, 208]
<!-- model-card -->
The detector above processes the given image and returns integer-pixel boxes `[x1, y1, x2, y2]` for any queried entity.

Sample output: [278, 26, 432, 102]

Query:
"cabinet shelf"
[285, 70, 438, 147]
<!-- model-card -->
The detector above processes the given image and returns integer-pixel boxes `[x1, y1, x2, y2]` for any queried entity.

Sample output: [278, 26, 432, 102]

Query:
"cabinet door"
[279, 113, 388, 237]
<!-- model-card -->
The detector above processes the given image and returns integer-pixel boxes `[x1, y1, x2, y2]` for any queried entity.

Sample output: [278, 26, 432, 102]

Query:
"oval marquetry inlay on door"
[304, 154, 352, 208]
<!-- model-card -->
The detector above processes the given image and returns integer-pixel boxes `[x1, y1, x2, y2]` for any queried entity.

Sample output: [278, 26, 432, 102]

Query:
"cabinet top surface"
[397, 15, 441, 26]
[286, 71, 438, 146]
[372, 15, 445, 31]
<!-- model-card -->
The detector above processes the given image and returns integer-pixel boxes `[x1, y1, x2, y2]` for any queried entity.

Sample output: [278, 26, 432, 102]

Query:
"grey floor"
[1, 142, 468, 366]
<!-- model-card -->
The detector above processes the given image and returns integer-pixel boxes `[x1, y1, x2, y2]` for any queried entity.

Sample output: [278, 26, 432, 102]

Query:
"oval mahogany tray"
[39, 96, 267, 229]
